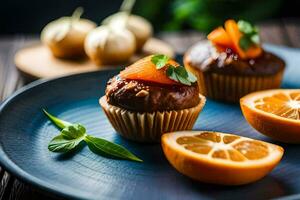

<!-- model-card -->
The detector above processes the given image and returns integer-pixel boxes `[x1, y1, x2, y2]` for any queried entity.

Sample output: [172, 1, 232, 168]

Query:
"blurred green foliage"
[134, 0, 282, 33]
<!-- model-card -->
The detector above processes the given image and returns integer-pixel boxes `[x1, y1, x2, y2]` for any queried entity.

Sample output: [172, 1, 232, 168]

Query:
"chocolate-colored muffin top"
[105, 76, 201, 112]
[184, 41, 285, 76]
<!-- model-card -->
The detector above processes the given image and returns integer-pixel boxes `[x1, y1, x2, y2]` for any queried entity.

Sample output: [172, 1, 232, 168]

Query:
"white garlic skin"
[41, 17, 96, 58]
[103, 13, 153, 51]
[126, 15, 153, 50]
[84, 25, 136, 65]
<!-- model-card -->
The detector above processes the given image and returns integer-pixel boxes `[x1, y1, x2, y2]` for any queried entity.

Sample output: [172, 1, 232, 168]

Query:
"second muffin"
[100, 55, 206, 142]
[184, 19, 285, 103]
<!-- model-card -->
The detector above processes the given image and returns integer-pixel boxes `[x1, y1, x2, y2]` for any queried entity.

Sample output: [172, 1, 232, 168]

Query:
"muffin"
[184, 19, 285, 102]
[100, 55, 206, 142]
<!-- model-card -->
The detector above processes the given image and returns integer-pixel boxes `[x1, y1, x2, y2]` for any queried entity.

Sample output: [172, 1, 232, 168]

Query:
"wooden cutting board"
[14, 38, 175, 79]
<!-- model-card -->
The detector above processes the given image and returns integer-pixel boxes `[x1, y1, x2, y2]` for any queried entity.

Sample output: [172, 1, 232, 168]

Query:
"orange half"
[162, 131, 283, 185]
[241, 89, 300, 143]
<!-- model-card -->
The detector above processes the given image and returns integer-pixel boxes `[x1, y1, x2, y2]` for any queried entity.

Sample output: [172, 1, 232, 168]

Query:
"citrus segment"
[254, 91, 300, 120]
[207, 26, 233, 48]
[233, 140, 268, 160]
[162, 131, 283, 185]
[241, 89, 300, 143]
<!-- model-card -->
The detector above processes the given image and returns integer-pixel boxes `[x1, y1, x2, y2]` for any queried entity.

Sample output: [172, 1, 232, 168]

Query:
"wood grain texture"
[0, 19, 299, 200]
[14, 38, 174, 79]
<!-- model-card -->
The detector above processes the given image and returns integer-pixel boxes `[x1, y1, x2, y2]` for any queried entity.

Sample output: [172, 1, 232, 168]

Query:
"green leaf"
[61, 124, 86, 139]
[174, 66, 188, 78]
[151, 54, 169, 69]
[166, 65, 197, 85]
[239, 36, 252, 51]
[237, 20, 261, 51]
[166, 66, 178, 82]
[48, 135, 84, 152]
[187, 71, 197, 82]
[250, 34, 260, 45]
[176, 74, 191, 86]
[84, 135, 143, 162]
[48, 124, 86, 152]
[253, 26, 259, 34]
[238, 20, 253, 34]
[43, 109, 72, 129]
[43, 110, 143, 162]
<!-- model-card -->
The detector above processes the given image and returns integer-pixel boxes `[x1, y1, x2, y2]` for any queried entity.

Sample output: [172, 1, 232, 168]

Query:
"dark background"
[0, 0, 299, 34]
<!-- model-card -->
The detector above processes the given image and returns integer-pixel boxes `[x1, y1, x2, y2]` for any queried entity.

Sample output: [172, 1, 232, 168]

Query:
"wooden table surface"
[0, 19, 299, 200]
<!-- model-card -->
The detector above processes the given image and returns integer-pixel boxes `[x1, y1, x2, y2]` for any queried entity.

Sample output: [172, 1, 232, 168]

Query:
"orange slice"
[224, 19, 247, 59]
[224, 19, 262, 59]
[241, 89, 300, 143]
[162, 131, 283, 185]
[120, 55, 179, 85]
[207, 26, 233, 48]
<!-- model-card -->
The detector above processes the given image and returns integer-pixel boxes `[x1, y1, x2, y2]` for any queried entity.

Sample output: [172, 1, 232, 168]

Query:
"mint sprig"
[84, 135, 142, 162]
[44, 109, 71, 129]
[151, 54, 169, 69]
[151, 54, 197, 86]
[48, 123, 86, 152]
[43, 109, 142, 162]
[48, 134, 85, 152]
[166, 66, 196, 86]
[237, 20, 260, 51]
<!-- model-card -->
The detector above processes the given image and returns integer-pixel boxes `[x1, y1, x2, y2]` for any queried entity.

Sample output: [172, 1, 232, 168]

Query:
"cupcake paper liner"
[185, 63, 284, 102]
[99, 96, 206, 143]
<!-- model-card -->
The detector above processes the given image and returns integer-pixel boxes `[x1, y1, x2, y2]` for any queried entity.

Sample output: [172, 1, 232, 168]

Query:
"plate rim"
[0, 70, 120, 200]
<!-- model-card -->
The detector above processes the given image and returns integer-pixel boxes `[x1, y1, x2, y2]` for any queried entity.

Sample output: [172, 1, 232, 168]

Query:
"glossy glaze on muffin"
[105, 75, 200, 112]
[185, 41, 285, 76]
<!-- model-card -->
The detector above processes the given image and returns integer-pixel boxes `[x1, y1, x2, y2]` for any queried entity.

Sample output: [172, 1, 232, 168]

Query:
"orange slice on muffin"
[162, 131, 283, 185]
[120, 55, 179, 85]
[241, 89, 300, 143]
[208, 19, 262, 59]
[207, 27, 233, 49]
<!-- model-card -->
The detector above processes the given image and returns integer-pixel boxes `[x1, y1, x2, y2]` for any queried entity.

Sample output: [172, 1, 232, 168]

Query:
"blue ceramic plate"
[0, 44, 299, 200]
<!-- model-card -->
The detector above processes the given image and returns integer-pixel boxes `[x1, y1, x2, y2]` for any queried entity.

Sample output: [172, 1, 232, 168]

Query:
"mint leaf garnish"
[166, 65, 196, 86]
[174, 66, 188, 78]
[61, 123, 86, 139]
[250, 34, 260, 45]
[48, 134, 85, 152]
[84, 135, 142, 162]
[166, 66, 177, 81]
[151, 54, 169, 69]
[239, 36, 252, 51]
[151, 54, 197, 85]
[43, 110, 142, 162]
[174, 66, 191, 85]
[43, 109, 71, 129]
[237, 20, 253, 34]
[187, 71, 197, 82]
[237, 20, 260, 51]
[176, 74, 191, 86]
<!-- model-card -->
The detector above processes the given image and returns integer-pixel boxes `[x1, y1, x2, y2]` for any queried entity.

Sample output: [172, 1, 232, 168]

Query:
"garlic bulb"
[103, 12, 153, 51]
[126, 15, 153, 50]
[84, 25, 136, 65]
[41, 8, 96, 58]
